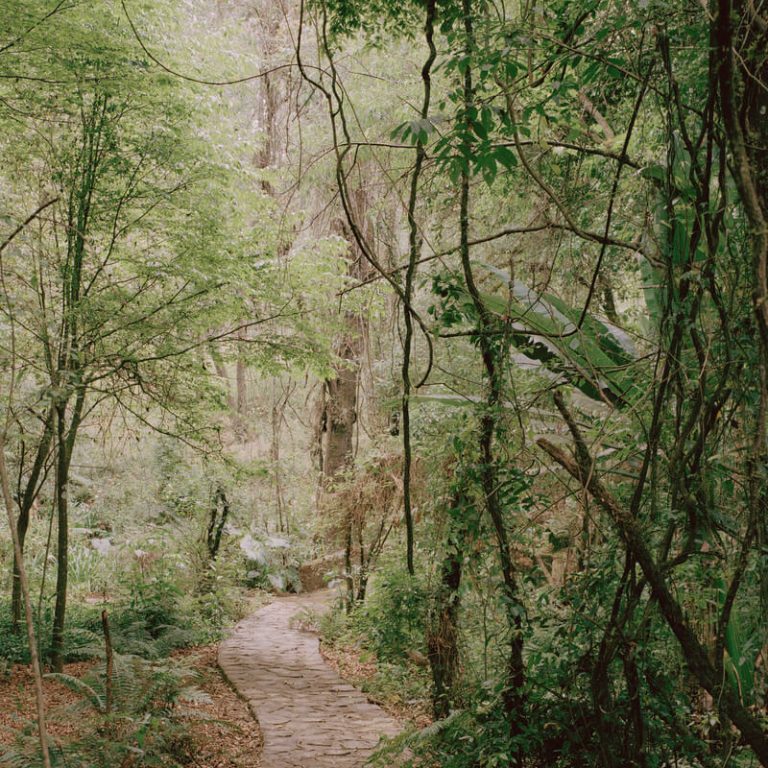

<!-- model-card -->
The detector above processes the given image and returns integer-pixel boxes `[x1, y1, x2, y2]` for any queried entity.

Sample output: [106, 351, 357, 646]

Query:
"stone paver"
[218, 591, 400, 768]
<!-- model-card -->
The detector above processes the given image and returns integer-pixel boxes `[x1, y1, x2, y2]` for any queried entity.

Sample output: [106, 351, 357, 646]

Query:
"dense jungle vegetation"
[1, 0, 767, 766]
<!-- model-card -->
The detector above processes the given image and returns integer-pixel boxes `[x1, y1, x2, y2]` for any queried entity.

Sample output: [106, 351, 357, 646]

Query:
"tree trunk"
[50, 390, 83, 673]
[716, 0, 768, 622]
[11, 411, 54, 630]
[321, 335, 361, 581]
[50, 403, 70, 673]
[207, 486, 229, 560]
[0, 435, 52, 768]
[538, 391, 768, 766]
[321, 337, 360, 479]
[315, 212, 372, 606]
[270, 385, 289, 533]
[401, 0, 437, 577]
[457, 3, 526, 746]
[235, 330, 248, 440]
[101, 610, 114, 715]
[427, 498, 466, 718]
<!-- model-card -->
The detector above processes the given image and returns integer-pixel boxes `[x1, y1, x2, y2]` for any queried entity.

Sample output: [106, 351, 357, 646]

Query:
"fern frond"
[45, 673, 105, 713]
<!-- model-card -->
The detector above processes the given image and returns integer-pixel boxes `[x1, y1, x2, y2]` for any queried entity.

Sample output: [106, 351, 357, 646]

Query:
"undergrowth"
[317, 577, 432, 719]
[0, 559, 253, 767]
[0, 650, 209, 767]
[0, 564, 248, 666]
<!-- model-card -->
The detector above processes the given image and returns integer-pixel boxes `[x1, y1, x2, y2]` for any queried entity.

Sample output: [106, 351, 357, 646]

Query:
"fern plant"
[0, 653, 210, 768]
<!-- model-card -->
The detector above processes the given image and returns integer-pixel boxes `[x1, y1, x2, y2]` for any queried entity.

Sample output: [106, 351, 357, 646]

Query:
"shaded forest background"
[1, 0, 767, 766]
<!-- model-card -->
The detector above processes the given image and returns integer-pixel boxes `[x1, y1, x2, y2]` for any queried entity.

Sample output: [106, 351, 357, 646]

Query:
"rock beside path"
[218, 590, 400, 768]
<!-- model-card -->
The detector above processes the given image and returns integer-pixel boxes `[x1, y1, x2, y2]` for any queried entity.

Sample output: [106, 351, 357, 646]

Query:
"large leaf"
[474, 263, 642, 406]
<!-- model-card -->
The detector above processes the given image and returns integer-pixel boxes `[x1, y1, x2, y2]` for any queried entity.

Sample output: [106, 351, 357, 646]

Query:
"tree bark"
[50, 390, 84, 673]
[427, 495, 466, 718]
[11, 409, 54, 630]
[50, 403, 70, 673]
[716, 0, 768, 618]
[207, 486, 229, 560]
[401, 0, 437, 577]
[321, 337, 360, 479]
[101, 610, 114, 715]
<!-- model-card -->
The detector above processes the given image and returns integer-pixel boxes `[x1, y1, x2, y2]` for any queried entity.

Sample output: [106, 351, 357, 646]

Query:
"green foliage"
[319, 566, 430, 663]
[2, 0, 768, 765]
[1, 652, 206, 768]
[369, 697, 518, 768]
[429, 266, 642, 406]
[356, 566, 429, 662]
[123, 567, 185, 641]
[318, 583, 432, 714]
[0, 606, 33, 664]
[188, 560, 251, 642]
[315, 0, 421, 42]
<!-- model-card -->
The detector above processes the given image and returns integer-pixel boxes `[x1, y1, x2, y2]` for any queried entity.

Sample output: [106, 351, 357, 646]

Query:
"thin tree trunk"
[12, 410, 54, 630]
[427, 495, 466, 718]
[458, 1, 526, 746]
[207, 486, 229, 560]
[50, 390, 83, 673]
[271, 383, 292, 533]
[236, 362, 247, 415]
[716, 0, 768, 621]
[101, 610, 113, 715]
[50, 403, 70, 673]
[0, 437, 52, 768]
[235, 330, 248, 440]
[401, 0, 437, 577]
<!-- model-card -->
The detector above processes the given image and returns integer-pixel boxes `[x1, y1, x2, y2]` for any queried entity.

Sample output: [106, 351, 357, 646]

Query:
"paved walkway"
[218, 591, 401, 768]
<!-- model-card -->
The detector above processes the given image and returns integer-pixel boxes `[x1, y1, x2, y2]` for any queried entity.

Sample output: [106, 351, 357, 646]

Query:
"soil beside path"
[218, 590, 401, 768]
[0, 645, 261, 767]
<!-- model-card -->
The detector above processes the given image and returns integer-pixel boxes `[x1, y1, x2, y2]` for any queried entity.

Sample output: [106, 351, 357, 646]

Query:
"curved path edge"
[218, 590, 400, 768]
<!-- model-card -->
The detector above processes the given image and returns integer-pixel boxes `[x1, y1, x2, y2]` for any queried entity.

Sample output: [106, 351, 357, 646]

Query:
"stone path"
[218, 591, 400, 768]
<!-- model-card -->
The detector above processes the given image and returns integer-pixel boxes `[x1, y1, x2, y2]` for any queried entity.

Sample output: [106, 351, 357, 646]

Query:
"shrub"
[123, 567, 184, 639]
[357, 565, 428, 661]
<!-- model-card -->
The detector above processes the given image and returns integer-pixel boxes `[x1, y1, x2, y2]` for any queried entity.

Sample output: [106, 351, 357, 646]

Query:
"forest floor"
[0, 592, 425, 768]
[218, 590, 401, 768]
[0, 644, 262, 767]
[320, 642, 433, 728]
